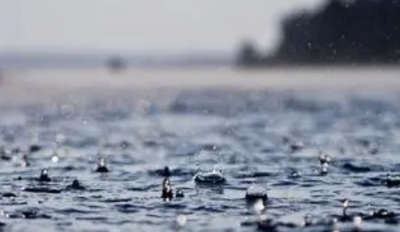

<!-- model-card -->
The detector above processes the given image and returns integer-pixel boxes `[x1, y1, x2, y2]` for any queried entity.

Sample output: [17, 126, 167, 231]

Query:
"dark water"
[1, 89, 400, 232]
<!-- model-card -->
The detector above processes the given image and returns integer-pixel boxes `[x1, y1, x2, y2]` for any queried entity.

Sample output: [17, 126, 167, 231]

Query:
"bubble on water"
[99, 157, 106, 167]
[213, 164, 224, 173]
[51, 155, 59, 163]
[175, 214, 187, 228]
[252, 199, 265, 215]
[353, 216, 362, 229]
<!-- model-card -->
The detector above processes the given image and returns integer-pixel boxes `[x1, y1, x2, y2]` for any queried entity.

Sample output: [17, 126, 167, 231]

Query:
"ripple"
[23, 187, 62, 194]
[1, 90, 400, 232]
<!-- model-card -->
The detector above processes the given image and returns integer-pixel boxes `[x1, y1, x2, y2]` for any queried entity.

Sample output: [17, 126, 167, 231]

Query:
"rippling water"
[1, 88, 400, 232]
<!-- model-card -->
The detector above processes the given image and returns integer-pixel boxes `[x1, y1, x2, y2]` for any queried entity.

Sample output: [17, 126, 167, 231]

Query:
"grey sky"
[0, 0, 324, 54]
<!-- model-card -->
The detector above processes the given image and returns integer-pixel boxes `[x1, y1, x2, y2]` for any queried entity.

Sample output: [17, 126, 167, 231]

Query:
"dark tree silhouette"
[239, 0, 400, 66]
[236, 40, 263, 67]
[276, 0, 400, 64]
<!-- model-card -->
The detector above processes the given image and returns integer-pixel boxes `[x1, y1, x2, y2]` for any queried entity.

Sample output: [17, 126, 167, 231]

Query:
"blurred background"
[0, 0, 322, 69]
[0, 0, 399, 97]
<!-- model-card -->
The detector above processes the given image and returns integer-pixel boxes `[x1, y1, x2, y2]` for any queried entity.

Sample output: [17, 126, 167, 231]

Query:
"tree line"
[237, 0, 400, 66]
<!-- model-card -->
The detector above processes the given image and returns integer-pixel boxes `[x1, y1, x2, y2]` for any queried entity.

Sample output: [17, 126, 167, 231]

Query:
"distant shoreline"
[234, 63, 400, 70]
[3, 62, 400, 72]
[1, 66, 399, 90]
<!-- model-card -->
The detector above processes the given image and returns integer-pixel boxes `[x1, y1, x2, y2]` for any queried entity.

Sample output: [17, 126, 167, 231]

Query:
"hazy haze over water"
[0, 0, 323, 54]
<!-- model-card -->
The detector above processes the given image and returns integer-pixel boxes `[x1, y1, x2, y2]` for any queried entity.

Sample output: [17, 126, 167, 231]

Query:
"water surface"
[1, 85, 400, 232]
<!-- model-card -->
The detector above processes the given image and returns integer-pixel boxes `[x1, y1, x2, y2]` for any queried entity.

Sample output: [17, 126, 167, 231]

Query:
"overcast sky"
[0, 0, 324, 54]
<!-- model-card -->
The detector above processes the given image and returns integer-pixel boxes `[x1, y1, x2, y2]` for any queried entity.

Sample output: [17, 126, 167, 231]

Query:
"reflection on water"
[0, 88, 400, 231]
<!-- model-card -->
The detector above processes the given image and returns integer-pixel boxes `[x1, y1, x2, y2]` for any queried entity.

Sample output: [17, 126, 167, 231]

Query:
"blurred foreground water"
[1, 68, 400, 231]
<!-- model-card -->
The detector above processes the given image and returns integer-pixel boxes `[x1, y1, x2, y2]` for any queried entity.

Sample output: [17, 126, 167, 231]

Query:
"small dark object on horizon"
[106, 56, 127, 72]
[236, 40, 263, 67]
